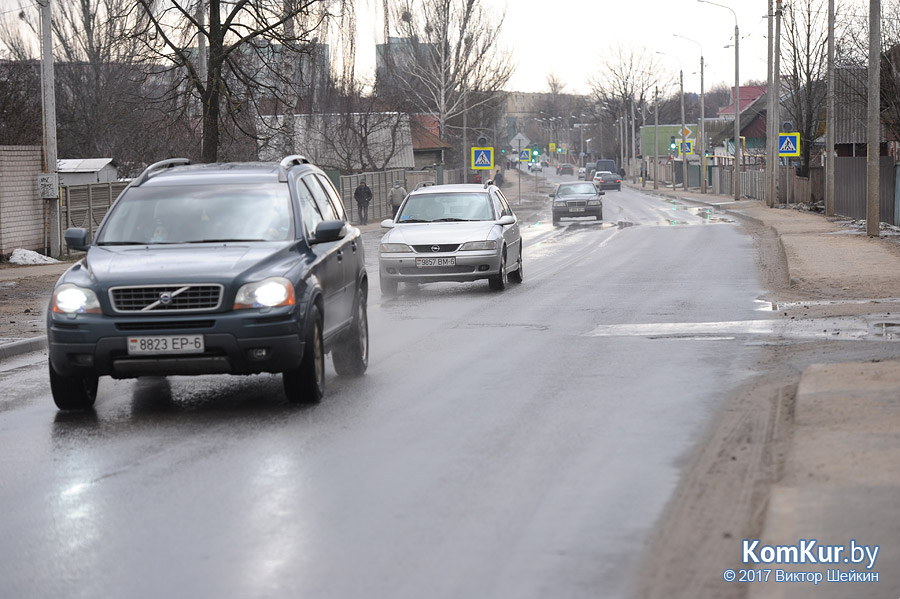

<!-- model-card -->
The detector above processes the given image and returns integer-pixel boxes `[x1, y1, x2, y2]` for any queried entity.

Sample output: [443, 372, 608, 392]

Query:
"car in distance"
[550, 181, 604, 225]
[47, 156, 368, 410]
[378, 183, 523, 294]
[577, 167, 587, 180]
[556, 163, 576, 176]
[597, 171, 622, 191]
[591, 170, 612, 183]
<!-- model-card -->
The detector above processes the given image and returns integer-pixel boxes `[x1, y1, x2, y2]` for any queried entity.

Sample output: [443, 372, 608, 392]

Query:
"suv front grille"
[110, 284, 223, 313]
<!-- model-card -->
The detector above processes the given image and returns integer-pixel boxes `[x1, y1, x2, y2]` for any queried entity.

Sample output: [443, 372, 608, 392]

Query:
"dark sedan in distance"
[550, 181, 604, 225]
[597, 172, 622, 191]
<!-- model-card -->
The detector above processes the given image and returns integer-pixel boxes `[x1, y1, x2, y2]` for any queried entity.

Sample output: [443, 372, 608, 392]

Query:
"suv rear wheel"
[283, 304, 324, 404]
[332, 286, 369, 376]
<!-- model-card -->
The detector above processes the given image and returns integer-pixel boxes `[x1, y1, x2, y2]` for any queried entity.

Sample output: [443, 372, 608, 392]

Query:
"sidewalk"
[629, 181, 900, 597]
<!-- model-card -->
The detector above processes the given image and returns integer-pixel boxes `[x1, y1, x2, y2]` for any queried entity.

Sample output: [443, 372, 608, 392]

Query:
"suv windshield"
[397, 192, 495, 222]
[97, 183, 294, 244]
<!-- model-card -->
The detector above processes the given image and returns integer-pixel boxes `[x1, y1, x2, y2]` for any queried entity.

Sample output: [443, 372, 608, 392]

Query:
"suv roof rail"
[278, 155, 310, 181]
[133, 158, 191, 186]
[414, 181, 436, 190]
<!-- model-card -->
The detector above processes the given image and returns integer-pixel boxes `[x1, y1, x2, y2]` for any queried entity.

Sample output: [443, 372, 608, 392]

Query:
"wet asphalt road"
[0, 179, 770, 598]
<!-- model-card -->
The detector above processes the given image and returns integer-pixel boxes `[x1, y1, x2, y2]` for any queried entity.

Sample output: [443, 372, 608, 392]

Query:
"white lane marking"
[586, 319, 870, 340]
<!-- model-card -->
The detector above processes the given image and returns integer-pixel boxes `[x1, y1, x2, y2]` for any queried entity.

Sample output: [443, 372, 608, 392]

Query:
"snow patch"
[8, 249, 60, 265]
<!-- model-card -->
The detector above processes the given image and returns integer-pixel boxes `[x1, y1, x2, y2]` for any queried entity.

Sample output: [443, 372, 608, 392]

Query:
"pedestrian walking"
[388, 181, 408, 219]
[493, 169, 504, 187]
[354, 178, 373, 225]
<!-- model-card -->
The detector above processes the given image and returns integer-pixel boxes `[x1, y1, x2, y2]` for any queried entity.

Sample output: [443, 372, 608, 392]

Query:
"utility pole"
[654, 86, 659, 190]
[631, 98, 637, 183]
[673, 34, 706, 193]
[825, 0, 835, 216]
[39, 0, 59, 256]
[766, 0, 775, 207]
[680, 69, 687, 191]
[773, 1, 782, 205]
[867, 0, 881, 237]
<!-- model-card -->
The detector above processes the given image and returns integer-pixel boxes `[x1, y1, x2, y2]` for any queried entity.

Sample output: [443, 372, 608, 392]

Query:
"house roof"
[410, 118, 452, 151]
[717, 85, 768, 117]
[58, 158, 116, 173]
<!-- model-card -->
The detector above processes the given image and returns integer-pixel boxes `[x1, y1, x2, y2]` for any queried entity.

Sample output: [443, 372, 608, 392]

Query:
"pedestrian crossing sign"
[778, 133, 800, 157]
[472, 147, 494, 170]
[519, 149, 531, 161]
[679, 141, 694, 155]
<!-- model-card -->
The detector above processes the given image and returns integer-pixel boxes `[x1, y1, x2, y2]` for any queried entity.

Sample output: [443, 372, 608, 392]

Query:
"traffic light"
[670, 135, 676, 151]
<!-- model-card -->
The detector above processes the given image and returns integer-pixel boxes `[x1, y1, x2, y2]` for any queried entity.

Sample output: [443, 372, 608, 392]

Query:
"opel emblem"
[431, 245, 441, 252]
[159, 292, 173, 305]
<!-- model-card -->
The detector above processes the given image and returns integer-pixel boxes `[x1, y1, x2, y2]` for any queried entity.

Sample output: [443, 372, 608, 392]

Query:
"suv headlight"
[52, 284, 101, 315]
[234, 277, 295, 309]
[380, 243, 413, 253]
[459, 240, 498, 251]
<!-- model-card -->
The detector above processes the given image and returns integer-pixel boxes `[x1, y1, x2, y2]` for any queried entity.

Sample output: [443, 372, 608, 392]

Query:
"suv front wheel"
[49, 360, 98, 411]
[283, 304, 324, 404]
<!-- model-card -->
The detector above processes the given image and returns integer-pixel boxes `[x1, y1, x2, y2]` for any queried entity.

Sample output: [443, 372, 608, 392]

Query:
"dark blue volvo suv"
[47, 156, 368, 410]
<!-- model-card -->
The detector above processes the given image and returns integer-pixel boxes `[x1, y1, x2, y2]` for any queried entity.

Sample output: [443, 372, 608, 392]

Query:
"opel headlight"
[52, 284, 101, 315]
[234, 277, 295, 309]
[459, 240, 498, 251]
[380, 243, 413, 253]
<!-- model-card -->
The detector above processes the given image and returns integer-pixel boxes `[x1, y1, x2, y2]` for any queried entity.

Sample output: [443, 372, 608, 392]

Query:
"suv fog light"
[73, 353, 93, 366]
[248, 348, 269, 360]
[478, 265, 490, 272]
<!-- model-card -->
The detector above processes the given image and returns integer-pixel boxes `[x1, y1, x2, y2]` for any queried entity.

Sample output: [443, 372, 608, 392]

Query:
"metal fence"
[60, 182, 129, 254]
[339, 167, 463, 224]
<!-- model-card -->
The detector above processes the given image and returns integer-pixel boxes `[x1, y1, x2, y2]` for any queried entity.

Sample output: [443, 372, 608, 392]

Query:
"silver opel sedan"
[378, 184, 523, 295]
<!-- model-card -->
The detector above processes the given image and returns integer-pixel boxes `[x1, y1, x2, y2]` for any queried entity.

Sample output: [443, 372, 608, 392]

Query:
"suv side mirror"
[310, 220, 346, 244]
[497, 215, 516, 226]
[64, 228, 90, 251]
[598, 190, 606, 196]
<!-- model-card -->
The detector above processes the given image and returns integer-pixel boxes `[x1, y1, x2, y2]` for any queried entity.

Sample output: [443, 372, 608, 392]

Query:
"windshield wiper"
[432, 218, 476, 222]
[97, 240, 181, 246]
[397, 219, 431, 223]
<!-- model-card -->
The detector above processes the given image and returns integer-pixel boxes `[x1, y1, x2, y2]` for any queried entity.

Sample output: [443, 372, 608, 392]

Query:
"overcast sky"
[0, 0, 873, 97]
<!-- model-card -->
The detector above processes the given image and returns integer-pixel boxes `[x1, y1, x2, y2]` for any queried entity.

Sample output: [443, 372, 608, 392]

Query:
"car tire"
[283, 304, 324, 404]
[332, 286, 368, 377]
[49, 360, 98, 411]
[509, 242, 524, 284]
[380, 276, 398, 296]
[552, 215, 560, 226]
[597, 210, 603, 221]
[488, 249, 508, 291]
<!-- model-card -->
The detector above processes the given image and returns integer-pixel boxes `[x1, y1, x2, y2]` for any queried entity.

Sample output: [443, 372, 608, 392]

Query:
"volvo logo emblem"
[159, 292, 173, 305]
[431, 245, 441, 252]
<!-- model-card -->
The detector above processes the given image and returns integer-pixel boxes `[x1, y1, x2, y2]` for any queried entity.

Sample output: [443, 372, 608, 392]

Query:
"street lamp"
[656, 51, 688, 191]
[673, 33, 706, 194]
[698, 0, 740, 201]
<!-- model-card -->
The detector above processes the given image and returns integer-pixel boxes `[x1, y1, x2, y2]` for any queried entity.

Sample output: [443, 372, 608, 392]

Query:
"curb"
[0, 335, 47, 362]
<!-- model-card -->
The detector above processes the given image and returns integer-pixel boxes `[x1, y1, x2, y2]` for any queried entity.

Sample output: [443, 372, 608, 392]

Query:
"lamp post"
[657, 51, 688, 191]
[673, 33, 706, 194]
[698, 0, 740, 201]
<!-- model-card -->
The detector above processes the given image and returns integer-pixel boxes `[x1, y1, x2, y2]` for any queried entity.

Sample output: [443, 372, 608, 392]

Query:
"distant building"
[57, 158, 118, 186]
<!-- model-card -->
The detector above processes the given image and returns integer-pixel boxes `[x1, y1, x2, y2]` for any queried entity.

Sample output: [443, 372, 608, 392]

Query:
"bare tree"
[130, 0, 333, 163]
[0, 59, 42, 145]
[390, 0, 514, 143]
[781, 0, 829, 176]
[588, 44, 667, 160]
